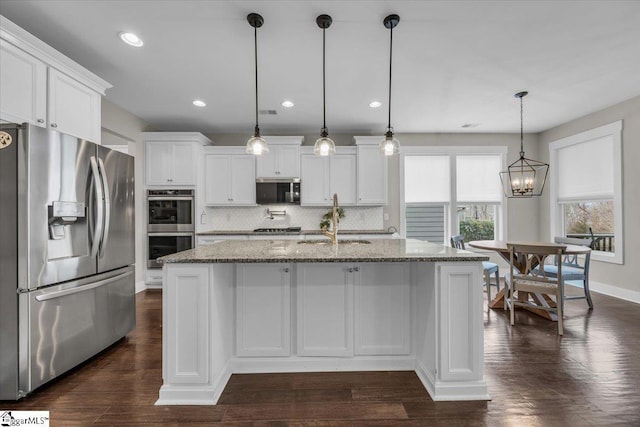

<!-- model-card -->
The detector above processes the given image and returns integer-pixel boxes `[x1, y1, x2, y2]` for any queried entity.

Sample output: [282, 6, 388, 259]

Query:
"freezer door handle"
[34, 270, 134, 302]
[89, 156, 104, 259]
[97, 156, 111, 257]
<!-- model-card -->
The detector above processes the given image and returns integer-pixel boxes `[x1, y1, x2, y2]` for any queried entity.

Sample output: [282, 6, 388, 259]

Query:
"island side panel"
[415, 261, 490, 401]
[157, 263, 234, 405]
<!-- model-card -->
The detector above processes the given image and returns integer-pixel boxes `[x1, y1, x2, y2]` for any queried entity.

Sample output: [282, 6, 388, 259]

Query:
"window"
[549, 121, 623, 263]
[400, 147, 506, 244]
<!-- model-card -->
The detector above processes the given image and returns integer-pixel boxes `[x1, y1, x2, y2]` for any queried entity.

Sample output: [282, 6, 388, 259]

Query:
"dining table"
[468, 240, 591, 321]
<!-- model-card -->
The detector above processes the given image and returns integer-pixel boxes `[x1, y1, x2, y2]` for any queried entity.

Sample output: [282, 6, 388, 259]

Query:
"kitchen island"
[156, 239, 490, 405]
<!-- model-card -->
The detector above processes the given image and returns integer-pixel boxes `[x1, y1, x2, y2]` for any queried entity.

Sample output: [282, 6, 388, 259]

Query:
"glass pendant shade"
[379, 129, 400, 156]
[314, 133, 336, 156]
[246, 131, 269, 155]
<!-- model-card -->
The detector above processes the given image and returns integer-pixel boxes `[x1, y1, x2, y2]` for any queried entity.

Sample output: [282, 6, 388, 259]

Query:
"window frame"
[549, 120, 623, 264]
[399, 146, 508, 244]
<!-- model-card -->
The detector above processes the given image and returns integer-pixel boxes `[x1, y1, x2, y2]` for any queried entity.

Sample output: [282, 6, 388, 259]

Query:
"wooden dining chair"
[450, 235, 500, 301]
[536, 236, 594, 308]
[506, 243, 567, 335]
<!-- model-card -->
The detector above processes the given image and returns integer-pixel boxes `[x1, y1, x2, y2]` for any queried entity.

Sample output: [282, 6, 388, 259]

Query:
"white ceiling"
[2, 0, 640, 135]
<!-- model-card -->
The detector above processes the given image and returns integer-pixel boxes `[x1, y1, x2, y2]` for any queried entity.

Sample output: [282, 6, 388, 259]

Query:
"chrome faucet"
[322, 193, 339, 244]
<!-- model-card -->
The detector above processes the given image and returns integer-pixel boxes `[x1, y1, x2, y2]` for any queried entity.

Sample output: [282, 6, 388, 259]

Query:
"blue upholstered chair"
[450, 235, 500, 302]
[538, 236, 594, 308]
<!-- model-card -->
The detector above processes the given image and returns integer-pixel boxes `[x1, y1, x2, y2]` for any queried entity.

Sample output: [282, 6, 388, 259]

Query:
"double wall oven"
[147, 189, 195, 268]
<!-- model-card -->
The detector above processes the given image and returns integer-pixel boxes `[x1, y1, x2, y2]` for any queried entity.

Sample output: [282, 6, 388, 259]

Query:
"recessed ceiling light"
[369, 101, 382, 108]
[281, 100, 294, 108]
[192, 100, 206, 107]
[119, 32, 144, 47]
[461, 123, 480, 128]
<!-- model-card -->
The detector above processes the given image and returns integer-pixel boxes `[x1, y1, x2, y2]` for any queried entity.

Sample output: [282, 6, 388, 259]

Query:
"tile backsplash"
[199, 205, 383, 232]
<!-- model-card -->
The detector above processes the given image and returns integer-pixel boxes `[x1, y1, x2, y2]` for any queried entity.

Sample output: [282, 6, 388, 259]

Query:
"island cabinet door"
[236, 264, 291, 357]
[355, 263, 411, 355]
[296, 263, 354, 357]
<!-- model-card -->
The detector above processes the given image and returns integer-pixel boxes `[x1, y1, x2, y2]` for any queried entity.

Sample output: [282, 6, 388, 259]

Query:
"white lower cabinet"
[236, 264, 291, 357]
[355, 263, 411, 355]
[296, 263, 354, 356]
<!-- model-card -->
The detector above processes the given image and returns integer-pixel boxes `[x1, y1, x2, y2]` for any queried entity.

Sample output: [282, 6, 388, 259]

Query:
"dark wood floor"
[2, 288, 640, 426]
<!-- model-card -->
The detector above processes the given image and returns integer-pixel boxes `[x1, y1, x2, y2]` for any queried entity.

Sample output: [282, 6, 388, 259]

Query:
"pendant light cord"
[519, 95, 524, 158]
[254, 25, 259, 132]
[322, 27, 327, 131]
[387, 24, 393, 130]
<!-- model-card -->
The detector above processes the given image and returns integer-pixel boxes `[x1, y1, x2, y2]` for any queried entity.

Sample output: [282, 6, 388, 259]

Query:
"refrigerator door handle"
[89, 156, 104, 259]
[97, 157, 111, 257]
[34, 270, 134, 302]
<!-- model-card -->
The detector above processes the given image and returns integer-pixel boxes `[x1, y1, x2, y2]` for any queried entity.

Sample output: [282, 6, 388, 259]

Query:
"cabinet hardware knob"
[354, 267, 360, 272]
[348, 268, 354, 273]
[37, 119, 44, 123]
[51, 123, 58, 128]
[283, 268, 289, 273]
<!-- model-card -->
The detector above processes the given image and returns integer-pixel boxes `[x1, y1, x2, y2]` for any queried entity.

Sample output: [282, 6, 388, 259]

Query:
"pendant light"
[313, 14, 336, 156]
[246, 13, 269, 155]
[379, 14, 400, 156]
[499, 91, 549, 198]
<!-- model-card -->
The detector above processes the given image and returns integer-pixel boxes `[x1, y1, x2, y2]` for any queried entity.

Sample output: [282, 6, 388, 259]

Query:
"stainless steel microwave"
[256, 180, 301, 205]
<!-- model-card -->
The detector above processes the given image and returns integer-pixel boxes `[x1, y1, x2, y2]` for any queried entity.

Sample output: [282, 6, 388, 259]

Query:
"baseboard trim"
[155, 385, 217, 405]
[415, 361, 490, 401]
[229, 356, 416, 373]
[590, 280, 640, 304]
[135, 280, 147, 294]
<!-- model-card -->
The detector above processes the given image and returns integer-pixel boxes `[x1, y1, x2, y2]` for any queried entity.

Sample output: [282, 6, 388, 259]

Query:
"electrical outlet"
[383, 212, 389, 221]
[200, 210, 207, 224]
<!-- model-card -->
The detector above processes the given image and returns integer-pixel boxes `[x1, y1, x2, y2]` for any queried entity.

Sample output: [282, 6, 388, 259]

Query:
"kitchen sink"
[297, 239, 372, 245]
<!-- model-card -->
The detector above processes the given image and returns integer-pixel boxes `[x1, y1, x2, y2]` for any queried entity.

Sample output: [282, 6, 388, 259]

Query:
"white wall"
[101, 98, 154, 287]
[538, 95, 640, 302]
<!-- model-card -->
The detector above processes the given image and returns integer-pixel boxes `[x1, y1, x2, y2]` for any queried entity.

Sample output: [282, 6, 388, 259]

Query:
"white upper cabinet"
[255, 137, 302, 179]
[48, 68, 101, 142]
[204, 148, 256, 205]
[143, 133, 212, 187]
[0, 40, 46, 126]
[300, 154, 328, 205]
[300, 147, 357, 206]
[0, 16, 111, 143]
[354, 137, 388, 205]
[330, 153, 357, 205]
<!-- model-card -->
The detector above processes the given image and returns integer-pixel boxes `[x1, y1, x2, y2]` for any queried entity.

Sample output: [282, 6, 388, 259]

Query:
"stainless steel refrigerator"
[0, 123, 136, 400]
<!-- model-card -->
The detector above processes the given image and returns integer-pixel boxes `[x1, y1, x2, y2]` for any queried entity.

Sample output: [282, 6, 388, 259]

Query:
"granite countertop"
[160, 238, 488, 264]
[197, 229, 394, 236]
